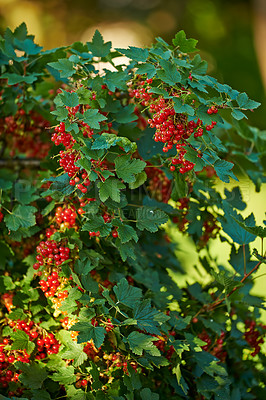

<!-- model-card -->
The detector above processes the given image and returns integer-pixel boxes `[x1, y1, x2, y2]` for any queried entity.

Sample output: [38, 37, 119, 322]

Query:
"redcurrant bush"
[0, 24, 265, 400]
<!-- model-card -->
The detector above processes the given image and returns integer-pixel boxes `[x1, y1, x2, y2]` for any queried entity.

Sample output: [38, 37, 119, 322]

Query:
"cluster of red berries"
[129, 78, 153, 107]
[244, 319, 265, 356]
[35, 332, 60, 358]
[83, 341, 99, 361]
[130, 78, 219, 175]
[207, 106, 218, 115]
[1, 292, 14, 312]
[0, 347, 22, 394]
[0, 210, 3, 223]
[103, 351, 133, 373]
[172, 197, 190, 232]
[55, 205, 77, 228]
[51, 122, 74, 147]
[59, 149, 81, 177]
[145, 165, 171, 203]
[51, 99, 112, 193]
[169, 145, 196, 173]
[0, 319, 60, 394]
[199, 216, 220, 247]
[0, 108, 51, 158]
[33, 239, 70, 270]
[154, 333, 175, 360]
[39, 270, 67, 298]
[198, 330, 227, 362]
[45, 225, 57, 239]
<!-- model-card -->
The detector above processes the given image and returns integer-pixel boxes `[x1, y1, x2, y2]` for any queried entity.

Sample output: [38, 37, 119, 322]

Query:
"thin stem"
[192, 260, 262, 319]
[243, 244, 246, 276]
[261, 238, 264, 257]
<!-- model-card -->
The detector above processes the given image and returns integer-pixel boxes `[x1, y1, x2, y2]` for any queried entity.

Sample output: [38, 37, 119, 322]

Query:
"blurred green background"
[0, 0, 265, 300]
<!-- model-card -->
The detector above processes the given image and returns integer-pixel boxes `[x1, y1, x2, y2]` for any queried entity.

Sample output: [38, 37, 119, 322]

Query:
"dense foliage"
[0, 23, 266, 400]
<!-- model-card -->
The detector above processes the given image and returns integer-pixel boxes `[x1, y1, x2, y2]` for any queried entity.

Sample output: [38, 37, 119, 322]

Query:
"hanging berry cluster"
[51, 102, 112, 194]
[130, 77, 219, 175]
[0, 319, 59, 396]
[244, 319, 265, 357]
[145, 164, 171, 203]
[33, 238, 70, 270]
[0, 107, 51, 158]
[198, 329, 227, 362]
[54, 205, 77, 229]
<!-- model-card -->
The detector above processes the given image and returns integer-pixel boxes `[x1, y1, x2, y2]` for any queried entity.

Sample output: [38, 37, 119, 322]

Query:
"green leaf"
[194, 352, 227, 377]
[113, 220, 138, 244]
[31, 389, 52, 400]
[70, 321, 106, 348]
[115, 155, 146, 183]
[224, 186, 246, 211]
[229, 245, 258, 275]
[123, 365, 142, 391]
[157, 60, 181, 85]
[236, 92, 260, 110]
[60, 287, 83, 314]
[91, 133, 135, 152]
[116, 46, 149, 62]
[48, 58, 75, 78]
[172, 30, 198, 53]
[14, 182, 38, 204]
[1, 72, 38, 85]
[220, 204, 257, 245]
[136, 207, 168, 233]
[51, 106, 69, 121]
[113, 278, 142, 308]
[52, 365, 76, 385]
[4, 205, 36, 231]
[173, 97, 195, 116]
[231, 217, 266, 238]
[82, 215, 112, 237]
[140, 388, 159, 400]
[46, 173, 75, 196]
[213, 159, 238, 183]
[172, 340, 190, 356]
[0, 178, 12, 190]
[136, 63, 156, 78]
[98, 178, 125, 203]
[128, 171, 147, 189]
[0, 275, 15, 293]
[114, 104, 137, 124]
[191, 54, 208, 75]
[11, 329, 35, 354]
[14, 37, 43, 54]
[133, 299, 162, 335]
[104, 70, 128, 92]
[41, 200, 56, 217]
[75, 157, 91, 172]
[231, 109, 247, 121]
[172, 364, 189, 394]
[126, 331, 160, 356]
[66, 385, 93, 400]
[137, 127, 164, 160]
[60, 340, 88, 367]
[87, 29, 112, 57]
[16, 362, 48, 389]
[58, 90, 79, 108]
[9, 308, 27, 320]
[79, 108, 107, 129]
[115, 239, 136, 261]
